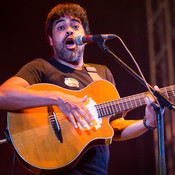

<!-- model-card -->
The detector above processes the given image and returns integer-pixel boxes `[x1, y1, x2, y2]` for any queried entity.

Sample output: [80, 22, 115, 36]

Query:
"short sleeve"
[14, 59, 46, 85]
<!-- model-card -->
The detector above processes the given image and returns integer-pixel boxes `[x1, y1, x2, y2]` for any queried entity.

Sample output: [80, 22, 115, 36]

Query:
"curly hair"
[45, 3, 90, 39]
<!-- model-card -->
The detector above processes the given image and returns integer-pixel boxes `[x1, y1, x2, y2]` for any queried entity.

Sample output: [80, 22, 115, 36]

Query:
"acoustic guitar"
[7, 80, 175, 174]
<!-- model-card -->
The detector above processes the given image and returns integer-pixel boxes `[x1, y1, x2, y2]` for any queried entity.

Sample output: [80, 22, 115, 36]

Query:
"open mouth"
[65, 37, 76, 50]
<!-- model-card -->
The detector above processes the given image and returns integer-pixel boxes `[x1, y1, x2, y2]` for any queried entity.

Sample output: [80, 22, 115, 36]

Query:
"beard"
[53, 42, 85, 65]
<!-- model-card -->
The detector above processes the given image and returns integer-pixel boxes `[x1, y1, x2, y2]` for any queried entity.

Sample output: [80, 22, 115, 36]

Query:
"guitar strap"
[84, 64, 102, 81]
[84, 64, 123, 122]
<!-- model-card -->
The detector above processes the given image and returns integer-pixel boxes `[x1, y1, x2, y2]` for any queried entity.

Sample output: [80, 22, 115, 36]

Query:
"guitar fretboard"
[95, 85, 175, 118]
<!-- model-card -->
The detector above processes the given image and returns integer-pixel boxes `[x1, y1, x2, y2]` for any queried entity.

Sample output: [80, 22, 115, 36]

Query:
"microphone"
[75, 34, 116, 45]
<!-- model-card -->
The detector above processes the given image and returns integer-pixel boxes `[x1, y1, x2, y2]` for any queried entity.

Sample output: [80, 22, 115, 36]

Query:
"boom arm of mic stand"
[97, 41, 175, 111]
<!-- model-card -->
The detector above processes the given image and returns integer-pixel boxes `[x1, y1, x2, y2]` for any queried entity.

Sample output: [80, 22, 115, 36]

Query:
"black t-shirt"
[15, 57, 116, 175]
[15, 57, 115, 89]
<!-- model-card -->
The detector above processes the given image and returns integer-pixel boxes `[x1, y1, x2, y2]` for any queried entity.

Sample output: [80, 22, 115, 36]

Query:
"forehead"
[54, 16, 82, 25]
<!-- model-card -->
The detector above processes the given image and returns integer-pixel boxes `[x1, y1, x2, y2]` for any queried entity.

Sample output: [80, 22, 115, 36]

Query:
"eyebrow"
[71, 19, 81, 24]
[54, 18, 81, 26]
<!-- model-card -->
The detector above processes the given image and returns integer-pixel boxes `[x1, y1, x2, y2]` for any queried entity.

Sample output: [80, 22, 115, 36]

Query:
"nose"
[66, 26, 73, 36]
[66, 31, 73, 36]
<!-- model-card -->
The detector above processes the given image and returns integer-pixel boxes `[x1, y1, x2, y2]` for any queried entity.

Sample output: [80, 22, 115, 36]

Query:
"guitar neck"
[96, 85, 175, 117]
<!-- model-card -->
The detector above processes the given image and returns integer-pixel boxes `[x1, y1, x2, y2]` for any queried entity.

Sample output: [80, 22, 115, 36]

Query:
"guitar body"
[7, 80, 120, 174]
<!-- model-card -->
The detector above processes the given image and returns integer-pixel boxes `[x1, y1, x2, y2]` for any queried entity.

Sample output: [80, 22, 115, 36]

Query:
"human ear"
[49, 36, 53, 46]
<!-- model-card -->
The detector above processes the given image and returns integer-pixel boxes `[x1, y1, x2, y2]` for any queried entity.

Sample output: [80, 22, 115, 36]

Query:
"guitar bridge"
[48, 106, 63, 143]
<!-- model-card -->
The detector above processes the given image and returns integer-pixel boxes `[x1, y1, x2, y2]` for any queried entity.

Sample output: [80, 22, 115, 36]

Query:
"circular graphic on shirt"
[64, 78, 79, 87]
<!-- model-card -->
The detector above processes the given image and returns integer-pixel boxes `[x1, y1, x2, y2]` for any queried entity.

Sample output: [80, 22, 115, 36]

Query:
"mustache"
[63, 33, 74, 42]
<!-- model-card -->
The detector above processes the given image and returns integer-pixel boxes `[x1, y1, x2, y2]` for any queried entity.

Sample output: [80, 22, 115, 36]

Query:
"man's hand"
[145, 96, 158, 128]
[145, 85, 163, 128]
[56, 93, 94, 129]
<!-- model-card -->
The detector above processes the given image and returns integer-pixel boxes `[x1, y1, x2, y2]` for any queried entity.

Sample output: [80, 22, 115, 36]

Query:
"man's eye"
[57, 26, 65, 30]
[73, 25, 79, 30]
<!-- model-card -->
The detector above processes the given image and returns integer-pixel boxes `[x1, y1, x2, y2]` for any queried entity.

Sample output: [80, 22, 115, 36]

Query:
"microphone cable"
[113, 34, 160, 106]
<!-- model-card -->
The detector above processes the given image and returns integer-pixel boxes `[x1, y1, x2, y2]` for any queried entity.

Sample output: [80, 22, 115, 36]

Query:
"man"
[0, 3, 157, 175]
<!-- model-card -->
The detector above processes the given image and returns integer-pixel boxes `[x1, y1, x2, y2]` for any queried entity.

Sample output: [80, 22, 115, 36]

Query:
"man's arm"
[111, 97, 158, 141]
[111, 119, 148, 141]
[0, 77, 58, 110]
[0, 77, 93, 128]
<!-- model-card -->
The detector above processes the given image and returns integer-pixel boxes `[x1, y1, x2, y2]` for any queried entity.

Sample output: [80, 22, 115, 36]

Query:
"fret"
[137, 94, 144, 106]
[99, 107, 104, 117]
[110, 101, 116, 113]
[113, 101, 118, 113]
[161, 86, 175, 99]
[136, 97, 140, 106]
[100, 105, 105, 116]
[134, 95, 139, 107]
[119, 99, 125, 112]
[113, 100, 120, 113]
[104, 104, 108, 115]
[171, 86, 175, 97]
[118, 99, 123, 110]
[131, 96, 137, 108]
[107, 101, 112, 113]
[102, 103, 108, 116]
[136, 95, 141, 106]
[116, 99, 121, 112]
[108, 102, 114, 114]
[124, 98, 129, 110]
[105, 102, 110, 114]
[127, 96, 133, 109]
[140, 94, 145, 105]
[163, 88, 169, 98]
[141, 94, 146, 105]
[167, 86, 175, 101]
[96, 106, 102, 118]
[138, 94, 143, 106]
[110, 101, 118, 114]
[98, 104, 105, 116]
[122, 99, 127, 110]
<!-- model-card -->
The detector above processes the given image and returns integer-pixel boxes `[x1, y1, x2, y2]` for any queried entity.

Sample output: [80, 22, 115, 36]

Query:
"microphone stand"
[97, 40, 175, 175]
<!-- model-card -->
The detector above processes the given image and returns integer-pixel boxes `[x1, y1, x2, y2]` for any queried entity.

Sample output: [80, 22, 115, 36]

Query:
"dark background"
[0, 0, 156, 174]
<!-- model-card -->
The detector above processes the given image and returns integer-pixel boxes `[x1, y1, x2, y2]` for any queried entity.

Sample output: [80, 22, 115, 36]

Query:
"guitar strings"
[53, 88, 175, 129]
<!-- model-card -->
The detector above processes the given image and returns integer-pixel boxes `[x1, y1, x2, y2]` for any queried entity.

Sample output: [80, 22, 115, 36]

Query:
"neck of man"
[54, 55, 84, 70]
